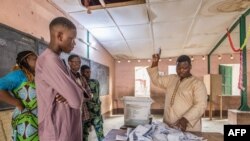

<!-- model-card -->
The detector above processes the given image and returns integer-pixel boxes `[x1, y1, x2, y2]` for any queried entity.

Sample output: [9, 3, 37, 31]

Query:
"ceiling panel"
[150, 0, 202, 22]
[161, 48, 184, 58]
[184, 34, 221, 49]
[200, 0, 242, 16]
[88, 27, 123, 42]
[183, 48, 210, 56]
[100, 40, 131, 54]
[153, 19, 192, 38]
[52, 0, 250, 59]
[52, 0, 86, 13]
[191, 14, 239, 35]
[70, 9, 115, 28]
[154, 37, 185, 50]
[119, 24, 151, 40]
[108, 4, 149, 26]
[127, 39, 153, 58]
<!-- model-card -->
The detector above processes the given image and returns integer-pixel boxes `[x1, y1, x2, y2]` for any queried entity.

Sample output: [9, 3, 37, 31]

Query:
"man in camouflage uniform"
[81, 65, 104, 141]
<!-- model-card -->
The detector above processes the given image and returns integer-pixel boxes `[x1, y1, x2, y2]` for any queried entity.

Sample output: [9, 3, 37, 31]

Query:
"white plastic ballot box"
[122, 96, 153, 127]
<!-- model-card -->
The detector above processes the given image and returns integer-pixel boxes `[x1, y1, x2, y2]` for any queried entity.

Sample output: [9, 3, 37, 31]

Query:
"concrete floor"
[88, 115, 228, 140]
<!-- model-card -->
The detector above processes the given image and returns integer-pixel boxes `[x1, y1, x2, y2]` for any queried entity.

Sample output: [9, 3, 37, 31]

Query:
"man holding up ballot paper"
[147, 50, 207, 132]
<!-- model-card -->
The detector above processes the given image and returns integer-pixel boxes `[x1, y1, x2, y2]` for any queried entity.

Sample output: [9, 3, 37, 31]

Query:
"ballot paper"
[128, 125, 151, 141]
[115, 135, 128, 141]
[115, 128, 133, 141]
[116, 121, 206, 141]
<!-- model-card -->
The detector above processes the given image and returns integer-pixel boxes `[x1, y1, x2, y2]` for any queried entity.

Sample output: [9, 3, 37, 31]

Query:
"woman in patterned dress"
[0, 50, 38, 141]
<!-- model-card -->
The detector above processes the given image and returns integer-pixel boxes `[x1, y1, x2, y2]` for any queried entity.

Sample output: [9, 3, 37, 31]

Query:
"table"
[104, 129, 224, 141]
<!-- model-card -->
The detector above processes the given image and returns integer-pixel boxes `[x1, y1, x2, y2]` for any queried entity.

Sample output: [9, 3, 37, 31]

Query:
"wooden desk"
[104, 129, 224, 141]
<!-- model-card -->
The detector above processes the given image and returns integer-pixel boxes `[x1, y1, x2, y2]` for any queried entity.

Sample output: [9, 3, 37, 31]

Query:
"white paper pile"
[116, 121, 207, 141]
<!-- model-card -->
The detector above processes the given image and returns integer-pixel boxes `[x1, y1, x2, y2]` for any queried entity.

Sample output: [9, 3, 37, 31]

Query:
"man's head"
[49, 17, 77, 53]
[176, 55, 192, 80]
[81, 65, 91, 80]
[68, 54, 81, 72]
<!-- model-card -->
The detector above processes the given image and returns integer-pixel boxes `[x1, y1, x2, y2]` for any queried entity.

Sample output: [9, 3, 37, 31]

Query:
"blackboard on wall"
[38, 41, 48, 55]
[90, 61, 109, 96]
[0, 24, 37, 77]
[0, 24, 47, 110]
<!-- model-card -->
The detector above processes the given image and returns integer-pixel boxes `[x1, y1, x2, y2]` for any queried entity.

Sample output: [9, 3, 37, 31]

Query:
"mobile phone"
[158, 48, 161, 57]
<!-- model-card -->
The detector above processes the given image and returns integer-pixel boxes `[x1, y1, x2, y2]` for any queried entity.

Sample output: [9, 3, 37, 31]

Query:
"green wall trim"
[87, 30, 90, 59]
[238, 15, 250, 111]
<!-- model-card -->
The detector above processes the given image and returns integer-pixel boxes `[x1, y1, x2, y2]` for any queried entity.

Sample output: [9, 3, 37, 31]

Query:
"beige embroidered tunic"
[147, 67, 207, 131]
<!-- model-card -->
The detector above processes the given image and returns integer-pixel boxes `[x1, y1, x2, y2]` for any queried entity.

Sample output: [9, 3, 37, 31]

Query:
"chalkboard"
[38, 41, 48, 54]
[0, 24, 46, 110]
[0, 24, 37, 77]
[90, 61, 109, 96]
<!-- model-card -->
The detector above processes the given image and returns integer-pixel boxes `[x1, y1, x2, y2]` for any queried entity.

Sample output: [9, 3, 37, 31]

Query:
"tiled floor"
[88, 115, 228, 140]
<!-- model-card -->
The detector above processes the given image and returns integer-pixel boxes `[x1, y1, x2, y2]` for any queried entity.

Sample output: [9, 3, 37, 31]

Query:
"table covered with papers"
[104, 129, 223, 141]
[104, 121, 223, 141]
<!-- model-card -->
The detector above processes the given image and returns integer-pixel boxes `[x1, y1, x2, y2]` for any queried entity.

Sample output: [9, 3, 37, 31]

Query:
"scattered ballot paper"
[115, 135, 128, 141]
[115, 121, 206, 141]
[115, 128, 133, 141]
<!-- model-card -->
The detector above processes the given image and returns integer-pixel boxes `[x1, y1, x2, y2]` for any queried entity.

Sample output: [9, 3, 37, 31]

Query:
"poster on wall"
[135, 66, 150, 97]
[90, 61, 109, 96]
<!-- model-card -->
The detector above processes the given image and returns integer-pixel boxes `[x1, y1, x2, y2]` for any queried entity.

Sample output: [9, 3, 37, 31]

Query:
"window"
[168, 65, 176, 74]
[135, 66, 150, 97]
[219, 64, 240, 96]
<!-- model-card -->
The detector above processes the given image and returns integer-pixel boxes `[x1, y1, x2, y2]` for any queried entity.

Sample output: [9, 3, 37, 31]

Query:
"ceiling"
[51, 0, 250, 59]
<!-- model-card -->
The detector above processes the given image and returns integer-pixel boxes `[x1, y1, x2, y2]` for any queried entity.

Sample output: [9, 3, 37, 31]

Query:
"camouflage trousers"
[82, 115, 104, 141]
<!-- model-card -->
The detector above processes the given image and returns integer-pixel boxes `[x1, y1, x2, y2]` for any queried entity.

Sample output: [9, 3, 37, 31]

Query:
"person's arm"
[53, 72, 92, 104]
[151, 54, 160, 68]
[55, 94, 68, 104]
[147, 54, 171, 89]
[173, 117, 188, 131]
[0, 70, 25, 111]
[82, 77, 91, 93]
[96, 80, 100, 96]
[0, 90, 24, 111]
[82, 76, 92, 102]
[95, 80, 101, 103]
[40, 57, 83, 109]
[182, 81, 208, 128]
